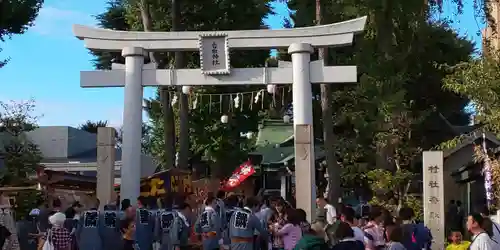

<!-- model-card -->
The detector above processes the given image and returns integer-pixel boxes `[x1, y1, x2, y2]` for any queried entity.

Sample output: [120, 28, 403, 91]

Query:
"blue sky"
[0, 0, 482, 127]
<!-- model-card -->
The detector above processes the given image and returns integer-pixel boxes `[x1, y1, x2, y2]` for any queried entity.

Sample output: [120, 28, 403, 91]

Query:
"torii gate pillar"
[289, 43, 316, 218]
[121, 47, 145, 202]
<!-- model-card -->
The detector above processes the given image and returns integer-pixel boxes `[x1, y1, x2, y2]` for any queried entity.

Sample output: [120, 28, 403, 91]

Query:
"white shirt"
[352, 226, 365, 244]
[470, 232, 495, 250]
[324, 204, 337, 225]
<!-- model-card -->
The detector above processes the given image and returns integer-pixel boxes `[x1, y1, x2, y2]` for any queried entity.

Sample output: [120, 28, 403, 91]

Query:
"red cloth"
[222, 161, 255, 191]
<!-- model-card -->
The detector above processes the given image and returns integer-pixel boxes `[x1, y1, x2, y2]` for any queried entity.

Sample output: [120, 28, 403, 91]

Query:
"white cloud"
[31, 6, 96, 37]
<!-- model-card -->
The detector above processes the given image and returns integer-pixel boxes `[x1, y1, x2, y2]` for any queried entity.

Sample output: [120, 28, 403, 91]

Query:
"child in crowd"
[446, 231, 470, 250]
[296, 209, 311, 234]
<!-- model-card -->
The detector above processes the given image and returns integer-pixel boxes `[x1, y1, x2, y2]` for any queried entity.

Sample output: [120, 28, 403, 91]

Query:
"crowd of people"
[1, 191, 500, 250]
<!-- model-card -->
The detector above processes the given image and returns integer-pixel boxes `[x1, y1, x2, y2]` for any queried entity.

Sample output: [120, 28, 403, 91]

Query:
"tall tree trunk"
[172, 0, 190, 169]
[374, 0, 395, 171]
[316, 0, 340, 205]
[139, 0, 175, 169]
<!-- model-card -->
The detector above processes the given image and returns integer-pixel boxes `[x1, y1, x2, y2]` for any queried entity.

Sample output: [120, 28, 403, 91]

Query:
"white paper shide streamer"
[171, 94, 178, 106]
[234, 95, 240, 109]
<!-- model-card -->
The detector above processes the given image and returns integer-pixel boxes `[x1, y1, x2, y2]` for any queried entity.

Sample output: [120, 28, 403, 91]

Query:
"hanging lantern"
[246, 132, 253, 139]
[221, 115, 229, 124]
[283, 115, 291, 124]
[267, 84, 277, 94]
[182, 86, 192, 95]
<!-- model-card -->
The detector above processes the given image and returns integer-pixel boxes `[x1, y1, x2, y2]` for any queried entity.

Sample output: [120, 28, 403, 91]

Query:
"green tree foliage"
[444, 52, 500, 135]
[79, 120, 109, 134]
[366, 168, 422, 219]
[0, 100, 44, 219]
[13, 191, 44, 220]
[92, 0, 129, 69]
[78, 119, 151, 154]
[116, 124, 152, 154]
[288, 0, 474, 213]
[93, 0, 272, 175]
[0, 0, 44, 67]
[443, 51, 500, 208]
[0, 100, 42, 186]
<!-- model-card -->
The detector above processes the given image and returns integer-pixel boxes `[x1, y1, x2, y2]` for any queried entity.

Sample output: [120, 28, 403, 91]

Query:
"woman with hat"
[42, 212, 71, 250]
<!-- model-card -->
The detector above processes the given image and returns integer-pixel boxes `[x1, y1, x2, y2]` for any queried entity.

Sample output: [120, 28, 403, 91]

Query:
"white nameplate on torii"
[81, 60, 357, 88]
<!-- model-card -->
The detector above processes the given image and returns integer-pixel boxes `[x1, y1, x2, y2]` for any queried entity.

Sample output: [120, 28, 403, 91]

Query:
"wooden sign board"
[199, 34, 230, 75]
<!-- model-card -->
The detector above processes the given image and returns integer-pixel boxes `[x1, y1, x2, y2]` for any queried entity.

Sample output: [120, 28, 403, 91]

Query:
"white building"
[26, 126, 157, 184]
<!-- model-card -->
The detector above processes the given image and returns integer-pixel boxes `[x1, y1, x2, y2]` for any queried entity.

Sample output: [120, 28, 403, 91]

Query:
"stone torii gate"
[73, 16, 366, 219]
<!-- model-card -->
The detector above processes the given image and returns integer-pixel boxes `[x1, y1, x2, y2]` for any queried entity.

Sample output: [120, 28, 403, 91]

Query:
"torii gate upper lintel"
[72, 16, 367, 51]
[73, 16, 367, 221]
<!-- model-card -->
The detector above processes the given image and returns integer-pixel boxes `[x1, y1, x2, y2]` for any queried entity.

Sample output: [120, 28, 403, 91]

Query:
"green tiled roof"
[255, 120, 294, 147]
[251, 119, 325, 169]
[252, 145, 325, 166]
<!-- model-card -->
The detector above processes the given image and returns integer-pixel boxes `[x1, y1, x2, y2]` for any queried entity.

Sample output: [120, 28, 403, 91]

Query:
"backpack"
[401, 223, 432, 250]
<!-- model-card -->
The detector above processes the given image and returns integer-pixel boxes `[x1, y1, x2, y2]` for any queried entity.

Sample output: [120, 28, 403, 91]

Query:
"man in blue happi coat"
[136, 197, 156, 250]
[229, 197, 268, 250]
[255, 195, 273, 250]
[176, 202, 192, 249]
[76, 206, 102, 250]
[99, 207, 122, 250]
[222, 194, 240, 249]
[154, 195, 185, 250]
[215, 191, 226, 221]
[195, 195, 222, 250]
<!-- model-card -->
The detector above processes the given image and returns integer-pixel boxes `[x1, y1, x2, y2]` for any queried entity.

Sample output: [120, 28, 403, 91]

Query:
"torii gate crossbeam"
[73, 17, 367, 221]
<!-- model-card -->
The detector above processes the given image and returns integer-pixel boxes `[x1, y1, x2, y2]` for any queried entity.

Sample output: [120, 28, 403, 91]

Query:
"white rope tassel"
[193, 95, 198, 109]
[234, 94, 240, 109]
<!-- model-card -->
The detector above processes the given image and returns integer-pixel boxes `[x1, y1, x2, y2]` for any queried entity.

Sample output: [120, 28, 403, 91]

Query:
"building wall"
[67, 127, 97, 157]
[25, 126, 101, 161]
[26, 126, 69, 158]
[444, 144, 475, 215]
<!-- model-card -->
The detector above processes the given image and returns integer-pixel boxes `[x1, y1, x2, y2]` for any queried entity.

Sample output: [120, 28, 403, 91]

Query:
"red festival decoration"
[222, 161, 255, 191]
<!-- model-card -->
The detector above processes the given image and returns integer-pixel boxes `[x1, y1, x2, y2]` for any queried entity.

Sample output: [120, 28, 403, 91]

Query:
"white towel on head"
[29, 208, 40, 216]
[49, 212, 66, 226]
